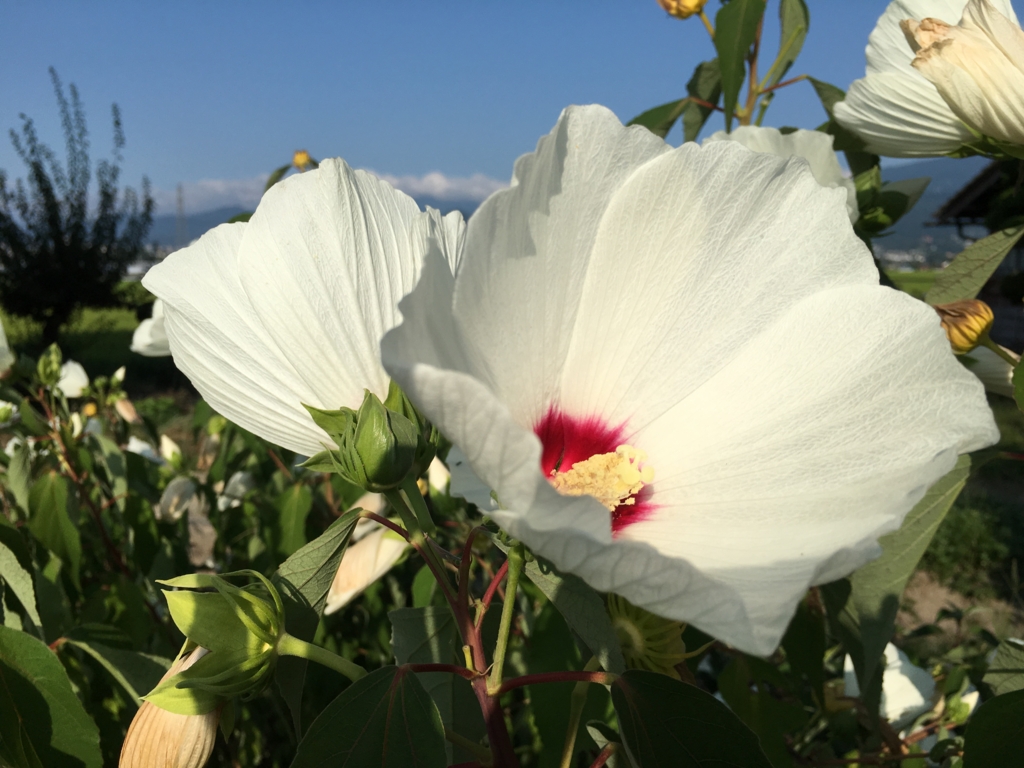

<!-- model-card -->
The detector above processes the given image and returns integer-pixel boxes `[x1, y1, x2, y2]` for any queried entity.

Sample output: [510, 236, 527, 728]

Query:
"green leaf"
[926, 225, 1024, 305]
[628, 98, 689, 139]
[272, 484, 312, 559]
[63, 633, 169, 706]
[611, 669, 773, 767]
[264, 163, 292, 193]
[827, 456, 970, 701]
[682, 59, 723, 142]
[291, 665, 447, 768]
[18, 400, 48, 437]
[27, 471, 81, 590]
[769, 0, 809, 88]
[0, 539, 42, 632]
[521, 555, 626, 674]
[962, 689, 1024, 767]
[88, 434, 128, 513]
[272, 508, 361, 734]
[781, 597, 826, 702]
[984, 638, 1024, 696]
[808, 76, 846, 117]
[1014, 359, 1024, 413]
[6, 440, 32, 513]
[715, 0, 767, 131]
[0, 625, 102, 768]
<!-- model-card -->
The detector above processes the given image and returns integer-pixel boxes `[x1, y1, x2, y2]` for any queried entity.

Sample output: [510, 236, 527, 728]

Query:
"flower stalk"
[559, 656, 602, 768]
[276, 633, 367, 683]
[487, 542, 525, 694]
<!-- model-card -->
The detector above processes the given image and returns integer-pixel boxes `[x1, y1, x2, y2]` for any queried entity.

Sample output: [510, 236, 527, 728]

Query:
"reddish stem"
[458, 527, 486, 612]
[267, 448, 293, 480]
[590, 744, 617, 768]
[761, 73, 808, 94]
[477, 560, 509, 627]
[404, 662, 477, 680]
[361, 511, 459, 607]
[496, 670, 617, 697]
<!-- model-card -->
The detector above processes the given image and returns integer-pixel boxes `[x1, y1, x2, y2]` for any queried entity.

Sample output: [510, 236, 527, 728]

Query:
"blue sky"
[0, 1, 894, 214]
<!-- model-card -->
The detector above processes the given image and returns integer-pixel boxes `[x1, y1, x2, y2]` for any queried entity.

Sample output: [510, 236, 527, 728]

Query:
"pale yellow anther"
[550, 444, 654, 512]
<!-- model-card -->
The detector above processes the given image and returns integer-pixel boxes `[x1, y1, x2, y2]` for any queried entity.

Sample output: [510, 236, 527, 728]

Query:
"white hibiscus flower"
[835, 0, 1020, 157]
[142, 158, 464, 457]
[381, 104, 998, 655]
[57, 360, 89, 398]
[704, 126, 859, 223]
[131, 299, 171, 357]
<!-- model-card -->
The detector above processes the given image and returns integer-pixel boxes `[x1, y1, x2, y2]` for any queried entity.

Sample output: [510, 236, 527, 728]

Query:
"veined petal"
[704, 127, 858, 222]
[963, 0, 1024, 71]
[324, 523, 409, 614]
[131, 299, 171, 357]
[865, 0, 981, 75]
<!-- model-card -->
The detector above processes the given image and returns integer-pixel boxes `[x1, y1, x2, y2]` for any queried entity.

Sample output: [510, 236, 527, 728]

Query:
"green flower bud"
[37, 344, 63, 387]
[305, 390, 417, 492]
[383, 380, 442, 477]
[146, 571, 284, 715]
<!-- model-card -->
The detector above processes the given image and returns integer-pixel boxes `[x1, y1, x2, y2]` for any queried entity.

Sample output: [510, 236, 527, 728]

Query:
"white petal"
[454, 104, 670, 425]
[704, 127, 858, 222]
[130, 299, 171, 357]
[962, 344, 1016, 397]
[0, 319, 14, 374]
[144, 223, 330, 455]
[963, 0, 1024, 71]
[865, 0, 976, 75]
[57, 361, 89, 397]
[324, 525, 408, 614]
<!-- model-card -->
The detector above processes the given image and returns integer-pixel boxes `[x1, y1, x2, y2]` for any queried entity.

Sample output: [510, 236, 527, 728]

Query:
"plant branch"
[277, 632, 366, 682]
[404, 662, 477, 680]
[477, 559, 509, 627]
[495, 670, 618, 697]
[589, 744, 618, 768]
[558, 656, 601, 768]
[487, 542, 524, 693]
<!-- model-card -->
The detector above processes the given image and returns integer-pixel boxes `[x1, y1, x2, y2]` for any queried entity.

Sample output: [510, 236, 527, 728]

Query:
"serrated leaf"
[983, 638, 1024, 696]
[0, 539, 42, 632]
[291, 665, 447, 768]
[27, 471, 81, 590]
[611, 669, 773, 767]
[715, 0, 767, 131]
[272, 508, 360, 734]
[962, 689, 1024, 766]
[0, 625, 102, 768]
[826, 456, 970, 704]
[926, 225, 1024, 305]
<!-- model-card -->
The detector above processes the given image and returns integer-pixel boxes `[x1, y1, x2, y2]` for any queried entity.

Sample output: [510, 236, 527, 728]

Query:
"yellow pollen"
[549, 445, 654, 512]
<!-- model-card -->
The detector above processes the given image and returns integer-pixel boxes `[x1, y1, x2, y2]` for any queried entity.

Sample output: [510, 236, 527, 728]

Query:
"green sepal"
[300, 450, 340, 473]
[384, 380, 440, 476]
[304, 404, 357, 444]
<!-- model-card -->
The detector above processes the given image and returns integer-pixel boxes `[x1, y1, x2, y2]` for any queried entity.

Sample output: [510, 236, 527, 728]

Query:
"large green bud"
[146, 571, 284, 715]
[383, 380, 443, 477]
[36, 344, 62, 387]
[304, 390, 418, 492]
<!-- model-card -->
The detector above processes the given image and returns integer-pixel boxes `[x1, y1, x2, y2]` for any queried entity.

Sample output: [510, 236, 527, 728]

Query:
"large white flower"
[131, 299, 171, 357]
[142, 159, 464, 457]
[835, 0, 1020, 157]
[704, 127, 859, 223]
[57, 360, 89, 398]
[844, 643, 937, 730]
[381, 104, 998, 655]
[905, 0, 1024, 147]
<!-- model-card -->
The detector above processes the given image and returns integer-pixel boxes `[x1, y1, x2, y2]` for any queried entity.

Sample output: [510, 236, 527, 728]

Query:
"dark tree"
[0, 68, 154, 343]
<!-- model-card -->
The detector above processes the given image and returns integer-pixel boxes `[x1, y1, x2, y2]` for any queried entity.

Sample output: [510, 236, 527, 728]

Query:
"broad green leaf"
[6, 440, 32, 513]
[273, 483, 312, 559]
[781, 597, 826, 702]
[18, 400, 48, 437]
[962, 689, 1024, 766]
[828, 457, 970, 701]
[768, 0, 809, 88]
[714, 0, 767, 131]
[926, 225, 1024, 305]
[808, 76, 845, 116]
[27, 471, 81, 590]
[611, 669, 773, 767]
[1014, 359, 1024, 413]
[0, 625, 102, 768]
[718, 656, 805, 767]
[628, 98, 689, 140]
[291, 665, 446, 768]
[88, 434, 128, 513]
[521, 555, 626, 674]
[0, 539, 42, 631]
[984, 638, 1024, 696]
[682, 59, 723, 142]
[272, 508, 361, 733]
[64, 633, 169, 706]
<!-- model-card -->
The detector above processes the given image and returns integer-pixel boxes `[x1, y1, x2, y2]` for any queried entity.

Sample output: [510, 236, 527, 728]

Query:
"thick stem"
[477, 560, 509, 627]
[277, 632, 367, 682]
[487, 543, 525, 693]
[400, 475, 437, 536]
[471, 675, 518, 768]
[558, 657, 601, 768]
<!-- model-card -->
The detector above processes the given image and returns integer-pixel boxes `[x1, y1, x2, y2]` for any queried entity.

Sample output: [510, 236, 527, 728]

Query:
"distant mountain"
[875, 155, 990, 263]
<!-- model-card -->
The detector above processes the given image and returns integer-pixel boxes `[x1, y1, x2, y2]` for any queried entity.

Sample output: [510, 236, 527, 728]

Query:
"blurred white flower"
[0, 320, 14, 374]
[427, 456, 450, 493]
[57, 361, 89, 397]
[382, 104, 998, 655]
[113, 365, 127, 384]
[157, 477, 198, 523]
[844, 643, 937, 730]
[131, 299, 171, 357]
[142, 160, 464, 456]
[961, 343, 1018, 397]
[127, 436, 162, 464]
[836, 0, 1020, 157]
[216, 470, 256, 512]
[325, 518, 409, 614]
[904, 0, 1024, 147]
[160, 435, 183, 464]
[704, 126, 859, 222]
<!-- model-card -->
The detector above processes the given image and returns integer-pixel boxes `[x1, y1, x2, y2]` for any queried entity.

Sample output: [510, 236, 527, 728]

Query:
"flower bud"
[305, 390, 418, 492]
[607, 594, 688, 679]
[292, 149, 318, 171]
[934, 299, 994, 354]
[57, 360, 89, 397]
[146, 571, 284, 714]
[657, 0, 708, 20]
[115, 398, 141, 424]
[384, 380, 442, 477]
[119, 647, 220, 768]
[37, 344, 63, 387]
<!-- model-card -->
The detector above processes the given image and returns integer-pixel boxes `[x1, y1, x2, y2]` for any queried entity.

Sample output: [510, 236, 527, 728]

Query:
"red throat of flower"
[534, 406, 656, 534]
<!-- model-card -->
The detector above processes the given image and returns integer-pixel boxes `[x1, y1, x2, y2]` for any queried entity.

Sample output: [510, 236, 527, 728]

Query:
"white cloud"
[152, 170, 505, 215]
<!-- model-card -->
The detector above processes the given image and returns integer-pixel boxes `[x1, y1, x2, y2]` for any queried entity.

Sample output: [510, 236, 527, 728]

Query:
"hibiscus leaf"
[0, 538, 42, 634]
[769, 0, 808, 88]
[272, 508, 361, 734]
[962, 689, 1024, 767]
[611, 669, 773, 767]
[983, 638, 1024, 696]
[925, 224, 1024, 305]
[628, 98, 689, 139]
[27, 471, 81, 591]
[291, 665, 446, 768]
[824, 456, 970, 706]
[1014, 359, 1024, 413]
[682, 59, 722, 142]
[62, 633, 170, 707]
[714, 0, 767, 131]
[0, 625, 102, 768]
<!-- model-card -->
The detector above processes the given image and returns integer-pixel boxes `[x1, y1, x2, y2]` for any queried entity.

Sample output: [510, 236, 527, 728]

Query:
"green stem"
[981, 335, 1021, 367]
[559, 656, 601, 768]
[277, 633, 366, 682]
[487, 542, 525, 693]
[401, 475, 437, 536]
